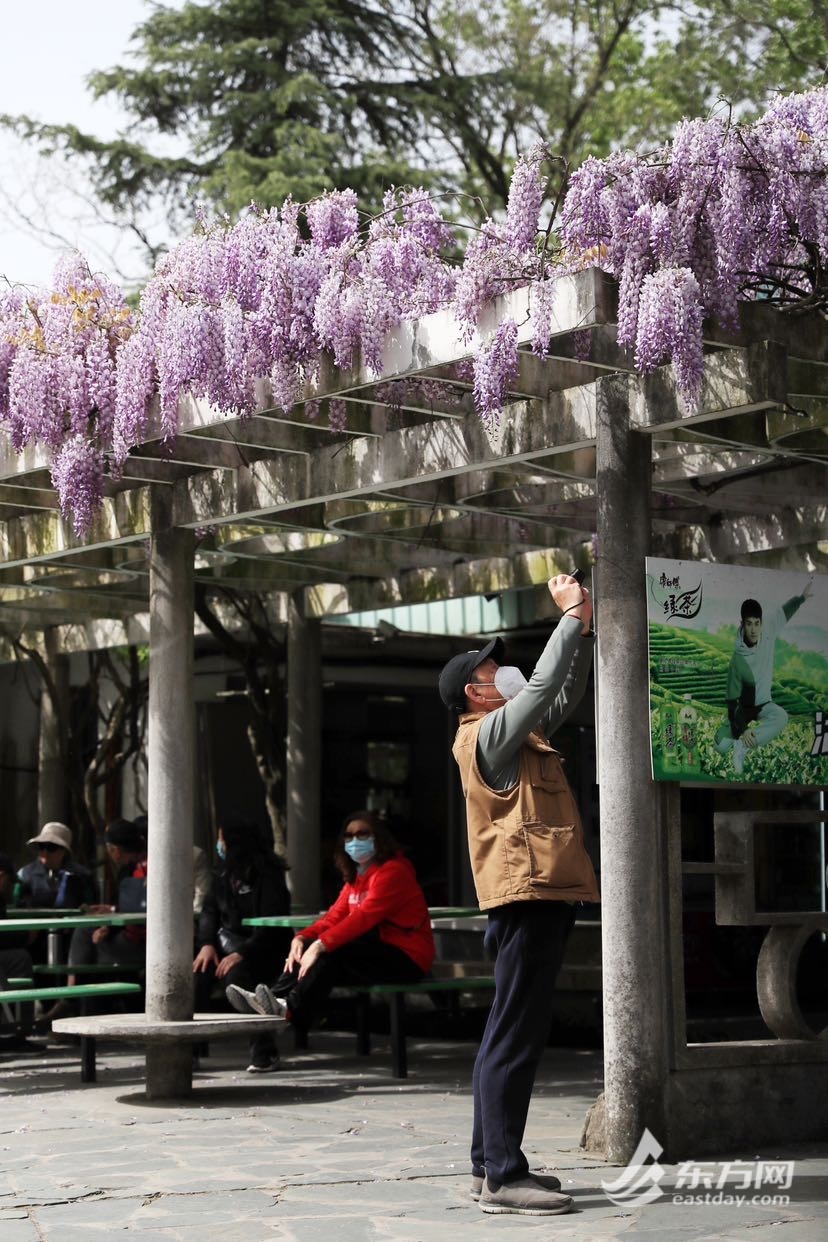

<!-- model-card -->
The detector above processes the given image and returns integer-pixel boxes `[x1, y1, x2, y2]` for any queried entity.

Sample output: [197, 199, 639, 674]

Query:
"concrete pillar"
[145, 491, 195, 1098]
[286, 590, 321, 913]
[595, 373, 668, 1162]
[37, 629, 68, 826]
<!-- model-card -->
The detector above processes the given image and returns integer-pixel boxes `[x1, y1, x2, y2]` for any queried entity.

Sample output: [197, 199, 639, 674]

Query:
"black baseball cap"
[438, 637, 505, 710]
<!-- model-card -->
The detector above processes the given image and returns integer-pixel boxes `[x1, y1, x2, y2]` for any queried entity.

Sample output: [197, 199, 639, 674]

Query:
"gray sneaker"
[225, 983, 267, 1015]
[254, 985, 289, 1018]
[479, 1176, 573, 1216]
[470, 1171, 562, 1200]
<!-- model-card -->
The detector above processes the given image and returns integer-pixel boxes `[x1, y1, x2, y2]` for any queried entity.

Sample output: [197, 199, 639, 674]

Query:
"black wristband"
[562, 600, 585, 616]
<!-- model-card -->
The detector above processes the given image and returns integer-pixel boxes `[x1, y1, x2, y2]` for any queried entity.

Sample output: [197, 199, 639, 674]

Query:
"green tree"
[434, 0, 828, 201]
[2, 0, 481, 234]
[3, 0, 825, 259]
[0, 633, 148, 861]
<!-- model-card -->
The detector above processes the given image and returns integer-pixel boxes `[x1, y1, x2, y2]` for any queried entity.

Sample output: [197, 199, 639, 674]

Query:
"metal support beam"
[145, 489, 195, 1098]
[595, 372, 669, 1162]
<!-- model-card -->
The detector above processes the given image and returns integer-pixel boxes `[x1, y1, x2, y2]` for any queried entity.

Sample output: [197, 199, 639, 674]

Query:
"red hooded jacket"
[302, 854, 435, 974]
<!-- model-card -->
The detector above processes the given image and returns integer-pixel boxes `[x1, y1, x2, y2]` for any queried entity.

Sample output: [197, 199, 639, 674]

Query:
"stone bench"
[52, 1011, 285, 1095]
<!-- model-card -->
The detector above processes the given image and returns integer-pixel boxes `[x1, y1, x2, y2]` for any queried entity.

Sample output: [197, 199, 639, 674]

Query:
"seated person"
[0, 853, 36, 1049]
[0, 851, 34, 984]
[39, 819, 148, 1028]
[17, 822, 95, 909]
[227, 810, 435, 1034]
[193, 814, 290, 1073]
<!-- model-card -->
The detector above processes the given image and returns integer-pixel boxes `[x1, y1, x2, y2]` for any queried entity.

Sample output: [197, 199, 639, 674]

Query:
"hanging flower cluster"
[0, 256, 134, 535]
[473, 319, 520, 428]
[454, 146, 549, 336]
[560, 87, 828, 403]
[1, 87, 827, 538]
[115, 186, 460, 464]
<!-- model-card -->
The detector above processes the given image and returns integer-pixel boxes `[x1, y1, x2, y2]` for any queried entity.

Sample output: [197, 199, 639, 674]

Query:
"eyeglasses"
[39, 843, 63, 852]
[344, 828, 373, 840]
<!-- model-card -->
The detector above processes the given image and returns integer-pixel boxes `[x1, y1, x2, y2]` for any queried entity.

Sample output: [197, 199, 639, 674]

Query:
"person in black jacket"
[0, 853, 34, 986]
[1, 852, 37, 1051]
[194, 813, 290, 1072]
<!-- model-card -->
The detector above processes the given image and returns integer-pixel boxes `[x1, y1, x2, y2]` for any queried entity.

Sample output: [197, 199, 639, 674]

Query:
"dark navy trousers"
[471, 900, 575, 1187]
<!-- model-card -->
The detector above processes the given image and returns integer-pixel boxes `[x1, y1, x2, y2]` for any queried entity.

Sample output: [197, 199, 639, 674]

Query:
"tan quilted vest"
[452, 712, 600, 910]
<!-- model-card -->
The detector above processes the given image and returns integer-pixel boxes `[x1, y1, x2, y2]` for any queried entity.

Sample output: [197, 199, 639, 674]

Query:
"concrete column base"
[665, 1061, 828, 1155]
[145, 1043, 193, 1100]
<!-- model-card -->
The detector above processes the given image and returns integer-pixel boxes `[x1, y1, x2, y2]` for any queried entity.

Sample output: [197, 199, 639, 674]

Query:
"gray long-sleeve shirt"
[477, 616, 595, 790]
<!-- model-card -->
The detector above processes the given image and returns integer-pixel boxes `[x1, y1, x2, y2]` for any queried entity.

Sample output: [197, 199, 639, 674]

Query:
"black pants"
[195, 951, 278, 1060]
[68, 926, 146, 969]
[0, 946, 33, 989]
[471, 901, 575, 1187]
[270, 935, 424, 1030]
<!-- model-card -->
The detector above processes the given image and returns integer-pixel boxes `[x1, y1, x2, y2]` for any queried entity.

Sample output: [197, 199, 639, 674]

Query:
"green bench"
[32, 962, 145, 980]
[317, 974, 497, 1078]
[0, 982, 142, 1080]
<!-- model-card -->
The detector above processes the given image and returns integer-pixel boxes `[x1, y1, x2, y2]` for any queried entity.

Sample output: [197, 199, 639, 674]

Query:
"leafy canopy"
[2, 0, 826, 241]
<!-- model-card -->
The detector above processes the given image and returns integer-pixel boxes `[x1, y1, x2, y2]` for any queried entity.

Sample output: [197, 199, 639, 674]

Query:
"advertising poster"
[646, 559, 828, 785]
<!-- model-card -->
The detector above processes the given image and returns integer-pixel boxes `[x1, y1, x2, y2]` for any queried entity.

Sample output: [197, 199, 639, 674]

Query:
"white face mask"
[493, 665, 528, 699]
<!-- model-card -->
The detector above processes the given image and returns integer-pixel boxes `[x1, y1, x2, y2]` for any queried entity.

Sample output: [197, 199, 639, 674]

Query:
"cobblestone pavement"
[1, 1030, 826, 1241]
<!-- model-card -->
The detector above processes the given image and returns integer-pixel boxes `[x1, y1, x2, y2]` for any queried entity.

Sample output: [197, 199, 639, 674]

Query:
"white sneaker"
[732, 738, 746, 773]
[225, 983, 268, 1015]
[254, 985, 289, 1019]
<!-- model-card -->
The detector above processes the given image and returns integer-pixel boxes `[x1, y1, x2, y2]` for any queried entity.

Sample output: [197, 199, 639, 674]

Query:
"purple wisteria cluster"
[560, 86, 828, 402]
[0, 256, 134, 536]
[1, 87, 827, 538]
[453, 146, 549, 336]
[114, 187, 460, 457]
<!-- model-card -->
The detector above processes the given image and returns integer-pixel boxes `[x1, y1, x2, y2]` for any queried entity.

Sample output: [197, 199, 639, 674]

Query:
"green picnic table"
[0, 913, 147, 933]
[242, 907, 480, 928]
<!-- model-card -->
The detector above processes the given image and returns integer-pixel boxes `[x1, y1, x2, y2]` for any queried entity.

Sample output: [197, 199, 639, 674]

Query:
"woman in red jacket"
[226, 810, 435, 1028]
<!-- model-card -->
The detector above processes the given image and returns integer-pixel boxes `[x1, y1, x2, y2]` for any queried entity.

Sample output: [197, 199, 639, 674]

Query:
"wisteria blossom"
[50, 433, 105, 539]
[1, 86, 826, 536]
[0, 256, 134, 535]
[560, 86, 828, 383]
[474, 319, 520, 429]
[635, 268, 705, 402]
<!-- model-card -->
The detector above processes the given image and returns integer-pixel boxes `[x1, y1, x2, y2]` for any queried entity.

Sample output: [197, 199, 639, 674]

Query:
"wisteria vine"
[1, 86, 826, 538]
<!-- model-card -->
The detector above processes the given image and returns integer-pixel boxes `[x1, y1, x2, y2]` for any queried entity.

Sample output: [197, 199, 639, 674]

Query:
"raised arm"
[478, 618, 593, 776]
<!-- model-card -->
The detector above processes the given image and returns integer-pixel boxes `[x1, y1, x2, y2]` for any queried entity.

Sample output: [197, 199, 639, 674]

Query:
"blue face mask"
[344, 836, 375, 866]
[216, 839, 226, 861]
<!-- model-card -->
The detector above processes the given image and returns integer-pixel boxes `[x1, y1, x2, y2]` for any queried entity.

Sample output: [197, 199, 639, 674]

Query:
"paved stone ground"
[1, 1029, 826, 1241]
